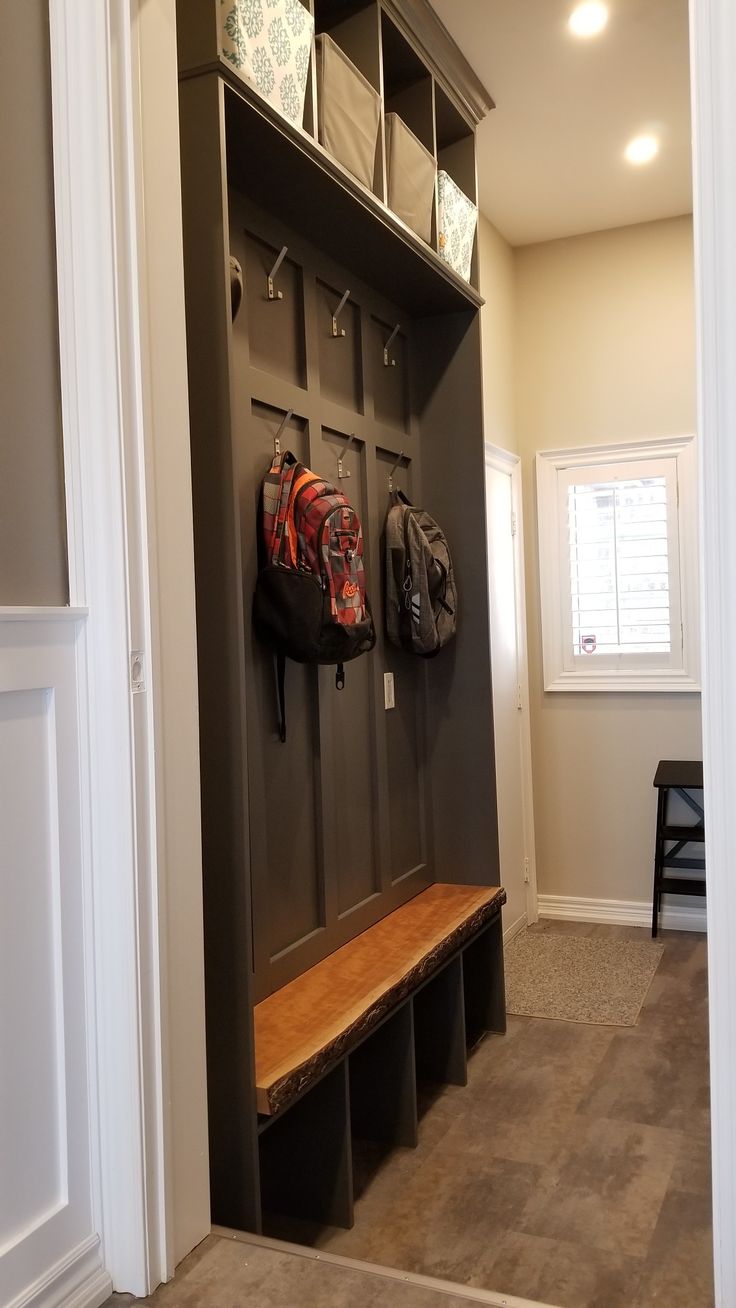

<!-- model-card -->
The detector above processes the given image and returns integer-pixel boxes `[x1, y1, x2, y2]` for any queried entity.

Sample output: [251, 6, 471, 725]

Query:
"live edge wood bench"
[254, 883, 506, 1232]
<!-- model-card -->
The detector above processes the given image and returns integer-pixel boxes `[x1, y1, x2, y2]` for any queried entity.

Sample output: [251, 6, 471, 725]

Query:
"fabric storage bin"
[315, 32, 381, 189]
[437, 170, 478, 282]
[219, 0, 314, 129]
[385, 113, 436, 244]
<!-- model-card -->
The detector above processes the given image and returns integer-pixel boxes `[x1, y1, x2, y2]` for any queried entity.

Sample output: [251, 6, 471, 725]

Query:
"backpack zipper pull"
[335, 663, 345, 691]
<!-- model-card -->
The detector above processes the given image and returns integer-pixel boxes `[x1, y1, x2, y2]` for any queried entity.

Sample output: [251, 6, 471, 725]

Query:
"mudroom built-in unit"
[176, 0, 504, 1239]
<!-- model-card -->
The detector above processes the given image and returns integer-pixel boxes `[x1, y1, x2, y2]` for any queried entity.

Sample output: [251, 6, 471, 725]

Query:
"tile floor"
[107, 922, 713, 1308]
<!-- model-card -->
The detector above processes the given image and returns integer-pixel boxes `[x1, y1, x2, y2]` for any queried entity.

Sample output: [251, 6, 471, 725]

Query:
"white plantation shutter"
[557, 457, 682, 673]
[535, 440, 698, 692]
[567, 474, 671, 656]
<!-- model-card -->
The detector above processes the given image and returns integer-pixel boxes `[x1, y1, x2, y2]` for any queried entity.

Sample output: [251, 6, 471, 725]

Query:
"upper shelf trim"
[382, 0, 495, 124]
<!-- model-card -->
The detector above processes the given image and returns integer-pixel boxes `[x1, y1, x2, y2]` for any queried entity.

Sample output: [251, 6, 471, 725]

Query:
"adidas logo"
[411, 592, 421, 627]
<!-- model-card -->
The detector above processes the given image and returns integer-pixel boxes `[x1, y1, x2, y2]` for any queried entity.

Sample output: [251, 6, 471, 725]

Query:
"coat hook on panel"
[383, 323, 400, 367]
[267, 245, 288, 300]
[273, 408, 294, 456]
[337, 432, 357, 480]
[388, 450, 405, 492]
[331, 288, 351, 337]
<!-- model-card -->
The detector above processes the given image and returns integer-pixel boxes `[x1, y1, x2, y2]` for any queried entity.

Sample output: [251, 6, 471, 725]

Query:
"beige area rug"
[505, 930, 665, 1026]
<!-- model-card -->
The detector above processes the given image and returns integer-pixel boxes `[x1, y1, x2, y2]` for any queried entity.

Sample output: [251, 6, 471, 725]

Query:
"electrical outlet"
[384, 672, 395, 710]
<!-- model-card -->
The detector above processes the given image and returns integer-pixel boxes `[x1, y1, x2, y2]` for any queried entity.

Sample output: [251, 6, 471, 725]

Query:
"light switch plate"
[384, 671, 395, 710]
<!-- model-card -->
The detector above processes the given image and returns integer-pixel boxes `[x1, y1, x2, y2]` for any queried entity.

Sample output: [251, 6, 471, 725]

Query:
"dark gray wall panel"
[244, 233, 307, 389]
[371, 317, 409, 432]
[319, 430, 380, 917]
[0, 2, 68, 604]
[316, 281, 363, 415]
[375, 450, 425, 881]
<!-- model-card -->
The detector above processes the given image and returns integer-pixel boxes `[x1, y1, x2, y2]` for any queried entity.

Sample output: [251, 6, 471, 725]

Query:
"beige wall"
[514, 216, 702, 904]
[0, 3, 68, 604]
[479, 214, 517, 455]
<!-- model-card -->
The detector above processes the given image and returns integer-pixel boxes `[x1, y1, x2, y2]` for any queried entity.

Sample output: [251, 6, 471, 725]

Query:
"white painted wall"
[479, 215, 517, 455]
[513, 215, 702, 907]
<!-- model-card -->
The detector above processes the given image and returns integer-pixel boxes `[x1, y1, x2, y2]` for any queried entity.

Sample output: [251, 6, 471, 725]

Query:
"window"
[536, 438, 700, 691]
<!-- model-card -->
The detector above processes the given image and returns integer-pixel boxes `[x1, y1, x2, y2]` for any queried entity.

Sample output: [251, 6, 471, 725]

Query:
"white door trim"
[690, 1, 736, 1301]
[48, 0, 183, 1294]
[484, 444, 538, 926]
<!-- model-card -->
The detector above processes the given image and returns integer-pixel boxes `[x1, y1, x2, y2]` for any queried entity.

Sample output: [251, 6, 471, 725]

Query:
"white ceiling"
[431, 0, 693, 246]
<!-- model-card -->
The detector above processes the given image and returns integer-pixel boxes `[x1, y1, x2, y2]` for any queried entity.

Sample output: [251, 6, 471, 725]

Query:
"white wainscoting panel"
[0, 613, 110, 1308]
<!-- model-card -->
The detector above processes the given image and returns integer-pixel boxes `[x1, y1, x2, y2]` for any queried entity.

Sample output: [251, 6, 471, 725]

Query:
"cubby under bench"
[254, 882, 506, 1233]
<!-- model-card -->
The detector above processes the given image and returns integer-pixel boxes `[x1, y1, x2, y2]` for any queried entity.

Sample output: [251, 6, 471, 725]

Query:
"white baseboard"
[503, 911, 528, 945]
[8, 1236, 112, 1308]
[538, 893, 706, 934]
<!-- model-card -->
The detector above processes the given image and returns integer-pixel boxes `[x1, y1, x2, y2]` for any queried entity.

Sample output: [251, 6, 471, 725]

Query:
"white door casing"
[1, 2, 209, 1305]
[690, 0, 736, 1302]
[485, 445, 538, 937]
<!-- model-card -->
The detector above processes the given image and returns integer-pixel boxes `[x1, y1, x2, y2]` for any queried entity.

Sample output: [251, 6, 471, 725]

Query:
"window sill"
[544, 669, 702, 694]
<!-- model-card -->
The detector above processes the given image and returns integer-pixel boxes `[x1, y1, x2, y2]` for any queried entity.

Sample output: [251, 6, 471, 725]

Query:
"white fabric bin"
[385, 113, 436, 244]
[219, 0, 314, 129]
[315, 32, 381, 189]
[437, 169, 478, 282]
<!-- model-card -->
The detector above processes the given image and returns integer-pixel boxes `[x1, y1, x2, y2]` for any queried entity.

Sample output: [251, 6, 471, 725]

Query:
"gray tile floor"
[107, 922, 713, 1308]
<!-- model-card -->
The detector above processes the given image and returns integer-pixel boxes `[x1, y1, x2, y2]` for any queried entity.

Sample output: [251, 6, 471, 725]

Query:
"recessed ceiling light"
[624, 134, 660, 165]
[568, 2, 609, 38]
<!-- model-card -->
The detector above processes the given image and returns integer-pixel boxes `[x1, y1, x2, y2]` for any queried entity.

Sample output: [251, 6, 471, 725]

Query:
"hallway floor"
[107, 922, 712, 1308]
[274, 923, 712, 1308]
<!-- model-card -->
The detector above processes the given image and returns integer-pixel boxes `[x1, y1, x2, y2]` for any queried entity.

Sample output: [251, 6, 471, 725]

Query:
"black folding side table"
[652, 760, 705, 938]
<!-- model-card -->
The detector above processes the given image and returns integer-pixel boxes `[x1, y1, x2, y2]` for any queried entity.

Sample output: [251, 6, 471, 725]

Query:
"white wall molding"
[0, 618, 109, 1308]
[0, 608, 89, 623]
[691, 0, 736, 1301]
[538, 893, 706, 933]
[503, 913, 528, 946]
[8, 1236, 110, 1308]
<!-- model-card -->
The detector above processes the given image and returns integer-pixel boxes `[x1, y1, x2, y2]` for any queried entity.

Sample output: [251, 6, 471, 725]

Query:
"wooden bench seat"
[254, 882, 506, 1116]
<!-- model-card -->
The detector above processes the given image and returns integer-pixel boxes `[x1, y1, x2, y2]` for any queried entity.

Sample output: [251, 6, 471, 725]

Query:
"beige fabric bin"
[315, 32, 381, 188]
[385, 113, 436, 244]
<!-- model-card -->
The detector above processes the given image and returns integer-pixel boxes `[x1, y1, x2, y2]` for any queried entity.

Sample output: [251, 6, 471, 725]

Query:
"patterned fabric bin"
[437, 170, 478, 283]
[219, 0, 314, 129]
[315, 32, 382, 189]
[385, 113, 436, 244]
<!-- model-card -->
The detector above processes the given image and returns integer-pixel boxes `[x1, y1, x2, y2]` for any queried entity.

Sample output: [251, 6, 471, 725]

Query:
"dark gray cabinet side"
[178, 73, 261, 1232]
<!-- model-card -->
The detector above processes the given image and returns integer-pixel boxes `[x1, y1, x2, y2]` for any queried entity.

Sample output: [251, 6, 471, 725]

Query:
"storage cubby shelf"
[216, 71, 482, 315]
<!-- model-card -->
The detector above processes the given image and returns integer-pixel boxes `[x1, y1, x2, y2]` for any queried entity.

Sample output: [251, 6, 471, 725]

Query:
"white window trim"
[536, 436, 700, 693]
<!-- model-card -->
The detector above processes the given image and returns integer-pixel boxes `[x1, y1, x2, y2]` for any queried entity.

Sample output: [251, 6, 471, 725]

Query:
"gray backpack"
[384, 490, 457, 655]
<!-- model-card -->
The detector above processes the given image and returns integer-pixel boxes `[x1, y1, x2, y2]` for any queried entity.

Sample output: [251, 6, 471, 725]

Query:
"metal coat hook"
[337, 432, 357, 480]
[332, 289, 351, 337]
[267, 245, 288, 300]
[383, 324, 401, 367]
[388, 450, 404, 491]
[273, 408, 294, 456]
